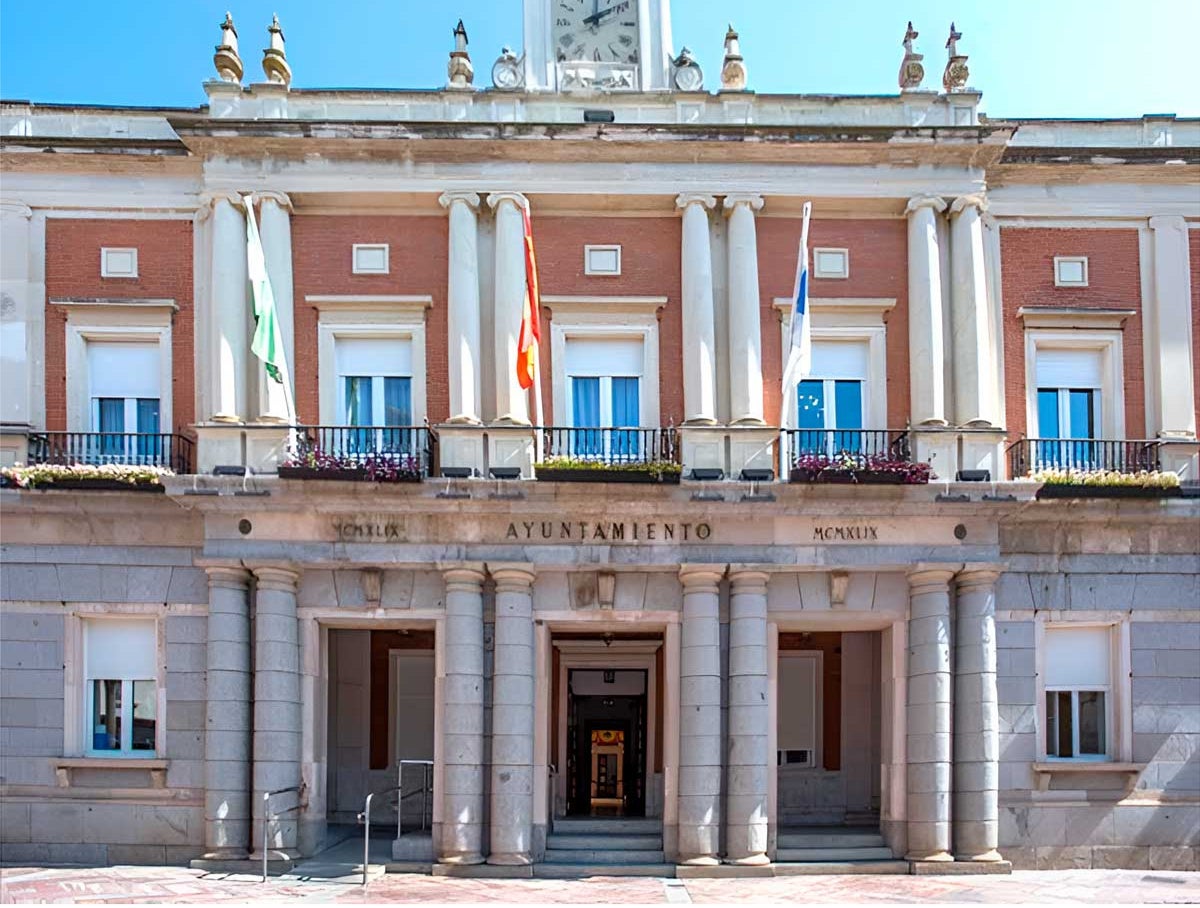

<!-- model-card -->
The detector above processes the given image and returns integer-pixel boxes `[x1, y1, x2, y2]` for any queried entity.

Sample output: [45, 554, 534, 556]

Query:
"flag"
[245, 195, 284, 385]
[781, 201, 813, 421]
[516, 202, 542, 391]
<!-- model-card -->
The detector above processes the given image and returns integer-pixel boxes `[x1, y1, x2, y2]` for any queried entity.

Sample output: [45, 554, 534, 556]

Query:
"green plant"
[1, 462, 173, 488]
[1032, 468, 1180, 488]
[538, 456, 683, 480]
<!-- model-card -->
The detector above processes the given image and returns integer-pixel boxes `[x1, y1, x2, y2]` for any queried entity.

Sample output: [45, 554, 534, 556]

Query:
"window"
[795, 341, 868, 456]
[1042, 626, 1112, 761]
[335, 336, 414, 456]
[1054, 256, 1089, 288]
[584, 245, 622, 276]
[87, 341, 162, 463]
[1033, 348, 1104, 469]
[100, 247, 138, 278]
[84, 619, 158, 756]
[778, 652, 822, 769]
[565, 336, 642, 458]
[352, 244, 389, 275]
[812, 248, 849, 280]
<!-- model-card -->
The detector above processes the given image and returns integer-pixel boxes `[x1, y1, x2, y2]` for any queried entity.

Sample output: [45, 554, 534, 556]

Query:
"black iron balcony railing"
[291, 425, 436, 478]
[781, 428, 912, 469]
[1007, 438, 1162, 478]
[540, 426, 680, 465]
[27, 432, 195, 473]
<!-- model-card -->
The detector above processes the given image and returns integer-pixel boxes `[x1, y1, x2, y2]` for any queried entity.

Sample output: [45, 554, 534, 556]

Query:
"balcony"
[536, 427, 682, 483]
[280, 425, 436, 481]
[782, 429, 928, 484]
[1006, 438, 1162, 477]
[27, 432, 195, 473]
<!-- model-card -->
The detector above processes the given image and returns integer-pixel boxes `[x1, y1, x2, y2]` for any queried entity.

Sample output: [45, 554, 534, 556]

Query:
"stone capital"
[905, 194, 948, 216]
[203, 564, 251, 591]
[676, 192, 717, 212]
[956, 566, 1002, 592]
[198, 190, 246, 221]
[728, 568, 770, 594]
[488, 563, 536, 592]
[722, 193, 764, 213]
[255, 190, 293, 213]
[949, 193, 988, 217]
[907, 566, 958, 593]
[249, 563, 300, 592]
[1148, 214, 1187, 234]
[679, 564, 726, 592]
[486, 191, 528, 212]
[0, 200, 33, 220]
[439, 191, 481, 211]
[441, 563, 486, 591]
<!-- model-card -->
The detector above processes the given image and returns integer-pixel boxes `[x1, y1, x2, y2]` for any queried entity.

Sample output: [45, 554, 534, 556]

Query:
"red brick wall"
[999, 228, 1144, 439]
[44, 219, 195, 432]
[1190, 231, 1200, 434]
[535, 217, 683, 425]
[757, 218, 909, 426]
[290, 216, 449, 424]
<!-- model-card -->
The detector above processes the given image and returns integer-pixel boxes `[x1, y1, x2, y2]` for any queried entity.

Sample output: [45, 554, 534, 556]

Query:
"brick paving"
[2, 865, 1198, 904]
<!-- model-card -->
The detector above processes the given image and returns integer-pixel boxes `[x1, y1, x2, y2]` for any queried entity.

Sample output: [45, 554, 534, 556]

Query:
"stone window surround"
[1053, 255, 1089, 287]
[53, 299, 176, 434]
[100, 247, 138, 279]
[351, 243, 390, 275]
[544, 295, 664, 428]
[583, 244, 622, 276]
[62, 606, 169, 762]
[812, 247, 850, 280]
[309, 295, 432, 426]
[773, 297, 894, 430]
[1022, 328, 1126, 439]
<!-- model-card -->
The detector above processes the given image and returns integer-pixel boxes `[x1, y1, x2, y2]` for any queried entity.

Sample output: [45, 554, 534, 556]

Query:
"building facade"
[1, 1, 1198, 875]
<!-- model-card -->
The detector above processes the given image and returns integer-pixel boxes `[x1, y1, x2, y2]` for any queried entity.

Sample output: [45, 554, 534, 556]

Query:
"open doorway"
[566, 669, 647, 817]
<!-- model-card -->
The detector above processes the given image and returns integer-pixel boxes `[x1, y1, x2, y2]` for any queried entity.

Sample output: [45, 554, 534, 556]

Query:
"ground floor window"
[1042, 624, 1112, 761]
[84, 619, 158, 756]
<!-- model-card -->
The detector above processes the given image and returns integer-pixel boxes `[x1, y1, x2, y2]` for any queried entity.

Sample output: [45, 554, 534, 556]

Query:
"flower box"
[535, 467, 681, 484]
[29, 478, 165, 492]
[1036, 484, 1182, 500]
[790, 468, 908, 485]
[278, 465, 422, 483]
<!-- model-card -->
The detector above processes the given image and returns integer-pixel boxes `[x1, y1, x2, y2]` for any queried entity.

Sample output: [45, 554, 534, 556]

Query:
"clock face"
[553, 0, 640, 64]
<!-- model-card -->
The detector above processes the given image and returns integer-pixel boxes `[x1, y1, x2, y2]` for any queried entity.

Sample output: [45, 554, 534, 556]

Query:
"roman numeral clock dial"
[554, 0, 640, 65]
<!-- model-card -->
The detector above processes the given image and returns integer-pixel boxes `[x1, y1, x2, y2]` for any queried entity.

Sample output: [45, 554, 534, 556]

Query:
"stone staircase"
[537, 817, 670, 877]
[774, 826, 908, 874]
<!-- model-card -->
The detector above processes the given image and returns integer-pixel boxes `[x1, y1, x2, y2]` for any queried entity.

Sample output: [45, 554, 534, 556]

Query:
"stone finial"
[898, 21, 925, 91]
[447, 19, 475, 90]
[261, 14, 292, 87]
[720, 24, 747, 91]
[943, 22, 969, 92]
[213, 12, 243, 84]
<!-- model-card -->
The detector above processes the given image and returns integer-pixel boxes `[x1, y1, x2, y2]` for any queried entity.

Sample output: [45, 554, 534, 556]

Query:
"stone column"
[440, 565, 486, 864]
[440, 192, 483, 424]
[256, 192, 295, 422]
[906, 196, 949, 426]
[723, 194, 766, 425]
[905, 567, 954, 863]
[0, 201, 33, 432]
[677, 193, 719, 425]
[725, 569, 770, 865]
[202, 566, 253, 859]
[1148, 216, 1198, 439]
[487, 192, 531, 425]
[953, 568, 1002, 862]
[949, 194, 997, 427]
[251, 565, 302, 860]
[677, 565, 724, 865]
[206, 192, 249, 423]
[488, 564, 536, 865]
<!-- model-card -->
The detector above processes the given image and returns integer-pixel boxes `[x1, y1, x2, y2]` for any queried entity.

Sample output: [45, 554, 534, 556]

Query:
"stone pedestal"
[910, 428, 958, 485]
[439, 566, 486, 864]
[905, 567, 954, 863]
[906, 196, 949, 427]
[677, 566, 724, 865]
[954, 569, 1002, 863]
[437, 424, 487, 477]
[202, 566, 253, 859]
[486, 425, 536, 479]
[729, 426, 780, 480]
[679, 426, 727, 478]
[724, 570, 770, 865]
[959, 431, 1006, 482]
[677, 193, 718, 425]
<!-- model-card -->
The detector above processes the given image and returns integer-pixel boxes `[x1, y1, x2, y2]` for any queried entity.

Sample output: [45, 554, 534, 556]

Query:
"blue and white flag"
[781, 201, 813, 423]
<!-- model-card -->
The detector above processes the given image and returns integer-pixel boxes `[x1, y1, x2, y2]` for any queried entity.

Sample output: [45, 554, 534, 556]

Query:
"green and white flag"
[245, 195, 285, 384]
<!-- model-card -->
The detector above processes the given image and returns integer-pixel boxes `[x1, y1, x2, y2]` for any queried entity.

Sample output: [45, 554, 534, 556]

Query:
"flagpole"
[779, 201, 813, 430]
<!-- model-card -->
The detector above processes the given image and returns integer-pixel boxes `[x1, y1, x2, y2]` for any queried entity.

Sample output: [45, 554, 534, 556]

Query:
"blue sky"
[2, 1, 1198, 118]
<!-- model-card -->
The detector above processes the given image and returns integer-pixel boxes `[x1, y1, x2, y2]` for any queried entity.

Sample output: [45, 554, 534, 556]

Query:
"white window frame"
[64, 610, 167, 760]
[334, 341, 414, 426]
[352, 244, 390, 275]
[53, 300, 176, 435]
[812, 248, 850, 280]
[584, 245, 622, 277]
[1024, 330, 1124, 440]
[544, 295, 663, 429]
[777, 650, 823, 770]
[310, 296, 431, 427]
[1053, 256, 1089, 288]
[1034, 614, 1132, 764]
[100, 247, 138, 279]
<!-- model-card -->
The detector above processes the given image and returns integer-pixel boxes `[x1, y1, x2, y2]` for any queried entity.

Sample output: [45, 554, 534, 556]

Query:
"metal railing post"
[362, 791, 374, 888]
[262, 791, 270, 883]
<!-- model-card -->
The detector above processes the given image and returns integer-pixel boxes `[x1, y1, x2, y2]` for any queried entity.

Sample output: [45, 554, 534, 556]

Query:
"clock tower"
[523, 0, 674, 92]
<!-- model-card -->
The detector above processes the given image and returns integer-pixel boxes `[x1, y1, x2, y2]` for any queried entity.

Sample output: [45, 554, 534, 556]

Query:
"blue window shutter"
[611, 377, 640, 459]
[571, 377, 601, 456]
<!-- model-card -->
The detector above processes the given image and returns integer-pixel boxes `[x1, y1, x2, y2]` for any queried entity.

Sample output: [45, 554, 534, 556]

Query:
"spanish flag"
[516, 202, 541, 391]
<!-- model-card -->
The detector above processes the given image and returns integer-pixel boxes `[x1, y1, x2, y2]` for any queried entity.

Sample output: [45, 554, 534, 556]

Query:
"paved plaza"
[2, 865, 1198, 904]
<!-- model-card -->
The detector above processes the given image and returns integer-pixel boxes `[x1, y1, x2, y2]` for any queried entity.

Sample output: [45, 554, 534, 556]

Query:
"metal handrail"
[359, 785, 402, 888]
[261, 784, 305, 883]
[539, 426, 680, 465]
[548, 763, 558, 833]
[398, 759, 434, 837]
[1005, 437, 1162, 478]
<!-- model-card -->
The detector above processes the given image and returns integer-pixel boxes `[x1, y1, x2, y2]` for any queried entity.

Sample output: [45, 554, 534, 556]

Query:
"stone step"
[774, 860, 910, 876]
[533, 862, 676, 878]
[775, 846, 896, 863]
[547, 833, 663, 851]
[542, 848, 666, 865]
[777, 831, 887, 849]
[550, 817, 663, 835]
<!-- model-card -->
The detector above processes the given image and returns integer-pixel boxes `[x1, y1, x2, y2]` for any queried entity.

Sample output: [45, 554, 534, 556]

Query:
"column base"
[487, 852, 533, 866]
[955, 849, 1005, 863]
[905, 850, 953, 862]
[438, 852, 486, 865]
[199, 847, 249, 861]
[724, 853, 770, 866]
[678, 855, 721, 866]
